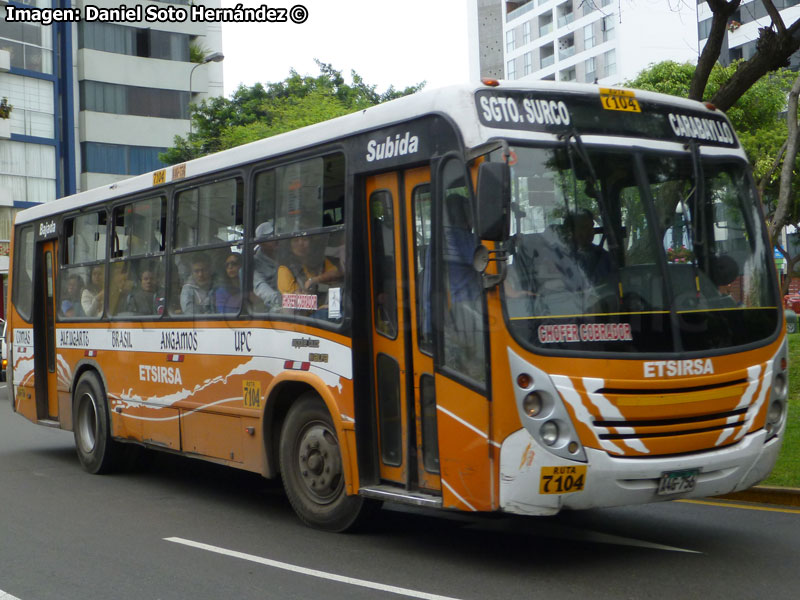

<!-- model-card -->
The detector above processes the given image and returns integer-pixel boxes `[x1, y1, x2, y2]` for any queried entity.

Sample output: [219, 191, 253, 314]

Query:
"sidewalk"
[715, 485, 800, 507]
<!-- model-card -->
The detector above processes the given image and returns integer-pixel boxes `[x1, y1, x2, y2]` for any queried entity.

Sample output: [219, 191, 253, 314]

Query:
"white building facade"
[697, 0, 800, 68]
[1, 0, 223, 315]
[498, 0, 699, 85]
[75, 0, 224, 190]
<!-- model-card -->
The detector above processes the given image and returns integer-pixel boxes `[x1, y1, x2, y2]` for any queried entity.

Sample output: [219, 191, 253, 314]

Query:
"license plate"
[539, 465, 587, 495]
[657, 469, 698, 496]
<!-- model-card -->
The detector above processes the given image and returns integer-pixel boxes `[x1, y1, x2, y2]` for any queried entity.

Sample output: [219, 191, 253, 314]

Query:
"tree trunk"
[768, 71, 800, 243]
[690, 0, 742, 101]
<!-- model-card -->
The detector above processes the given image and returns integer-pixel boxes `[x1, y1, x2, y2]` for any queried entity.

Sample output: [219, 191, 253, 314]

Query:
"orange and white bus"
[6, 81, 788, 530]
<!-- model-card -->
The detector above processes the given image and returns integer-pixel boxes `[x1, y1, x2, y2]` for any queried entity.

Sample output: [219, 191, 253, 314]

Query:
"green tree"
[626, 60, 794, 199]
[161, 60, 423, 164]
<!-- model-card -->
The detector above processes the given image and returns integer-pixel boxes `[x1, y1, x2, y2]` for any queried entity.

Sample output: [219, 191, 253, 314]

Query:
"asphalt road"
[1, 386, 799, 600]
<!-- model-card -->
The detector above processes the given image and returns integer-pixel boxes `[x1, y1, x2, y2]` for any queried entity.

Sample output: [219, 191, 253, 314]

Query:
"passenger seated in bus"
[216, 252, 243, 314]
[277, 235, 342, 316]
[81, 265, 105, 317]
[108, 261, 135, 315]
[252, 221, 280, 311]
[61, 273, 85, 318]
[126, 267, 163, 316]
[180, 253, 215, 315]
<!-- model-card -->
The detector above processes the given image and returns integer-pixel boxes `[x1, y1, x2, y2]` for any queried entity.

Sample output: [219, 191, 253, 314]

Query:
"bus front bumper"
[498, 427, 782, 516]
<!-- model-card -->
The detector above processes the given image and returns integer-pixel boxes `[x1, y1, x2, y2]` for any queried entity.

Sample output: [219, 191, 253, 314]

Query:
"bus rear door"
[33, 239, 59, 422]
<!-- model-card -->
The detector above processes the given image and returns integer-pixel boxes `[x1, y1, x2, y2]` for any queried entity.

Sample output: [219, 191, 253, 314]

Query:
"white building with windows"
[1, 0, 223, 314]
[1, 0, 224, 203]
[75, 0, 224, 190]
[482, 0, 698, 85]
[697, 0, 800, 68]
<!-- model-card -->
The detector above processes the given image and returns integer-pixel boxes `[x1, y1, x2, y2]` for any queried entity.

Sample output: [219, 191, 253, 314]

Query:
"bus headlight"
[522, 392, 545, 418]
[509, 349, 587, 462]
[766, 400, 785, 436]
[540, 421, 559, 446]
[773, 372, 788, 399]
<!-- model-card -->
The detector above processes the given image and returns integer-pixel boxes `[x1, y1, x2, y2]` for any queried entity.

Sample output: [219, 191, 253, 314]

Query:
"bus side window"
[171, 179, 243, 318]
[13, 226, 35, 322]
[108, 197, 166, 318]
[252, 153, 345, 322]
[439, 159, 486, 384]
[413, 185, 433, 353]
[61, 212, 107, 320]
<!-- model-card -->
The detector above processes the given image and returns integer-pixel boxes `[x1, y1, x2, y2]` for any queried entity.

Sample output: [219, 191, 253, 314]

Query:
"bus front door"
[366, 168, 441, 492]
[33, 240, 59, 421]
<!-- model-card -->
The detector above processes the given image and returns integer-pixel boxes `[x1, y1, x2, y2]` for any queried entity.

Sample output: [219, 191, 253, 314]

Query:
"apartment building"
[0, 0, 223, 314]
[490, 0, 697, 84]
[697, 0, 800, 68]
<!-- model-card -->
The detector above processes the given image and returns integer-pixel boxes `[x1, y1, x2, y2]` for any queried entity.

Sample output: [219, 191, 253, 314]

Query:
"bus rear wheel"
[279, 393, 373, 531]
[73, 371, 119, 474]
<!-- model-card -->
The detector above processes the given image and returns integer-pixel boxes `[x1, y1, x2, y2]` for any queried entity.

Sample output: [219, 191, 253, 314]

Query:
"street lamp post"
[189, 51, 224, 136]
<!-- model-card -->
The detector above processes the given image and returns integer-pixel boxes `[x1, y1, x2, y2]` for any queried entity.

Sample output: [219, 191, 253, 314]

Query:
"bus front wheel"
[73, 371, 118, 474]
[279, 393, 373, 531]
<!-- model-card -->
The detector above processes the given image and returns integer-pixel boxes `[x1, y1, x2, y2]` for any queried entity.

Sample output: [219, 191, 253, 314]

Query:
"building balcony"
[559, 46, 575, 60]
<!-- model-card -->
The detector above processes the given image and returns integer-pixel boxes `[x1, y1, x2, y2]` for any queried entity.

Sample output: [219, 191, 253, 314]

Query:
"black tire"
[73, 371, 119, 474]
[279, 393, 375, 531]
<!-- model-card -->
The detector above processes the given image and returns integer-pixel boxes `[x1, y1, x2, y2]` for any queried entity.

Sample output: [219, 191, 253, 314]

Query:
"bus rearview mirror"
[476, 162, 510, 242]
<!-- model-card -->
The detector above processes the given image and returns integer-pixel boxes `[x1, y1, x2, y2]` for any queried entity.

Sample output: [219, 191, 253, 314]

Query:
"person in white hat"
[252, 221, 280, 310]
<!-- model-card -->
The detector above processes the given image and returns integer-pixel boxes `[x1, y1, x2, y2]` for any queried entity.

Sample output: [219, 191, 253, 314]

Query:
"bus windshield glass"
[500, 145, 779, 353]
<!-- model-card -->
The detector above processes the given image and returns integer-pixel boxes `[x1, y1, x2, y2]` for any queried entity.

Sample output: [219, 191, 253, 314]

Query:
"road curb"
[714, 485, 800, 507]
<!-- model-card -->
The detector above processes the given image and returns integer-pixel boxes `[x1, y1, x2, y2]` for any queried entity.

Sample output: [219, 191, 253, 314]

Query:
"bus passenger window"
[413, 185, 432, 353]
[59, 271, 85, 318]
[176, 179, 243, 248]
[179, 252, 215, 315]
[81, 265, 105, 317]
[62, 211, 107, 320]
[251, 221, 280, 312]
[216, 252, 243, 315]
[369, 191, 397, 337]
[250, 153, 345, 322]
[276, 234, 343, 321]
[124, 259, 166, 316]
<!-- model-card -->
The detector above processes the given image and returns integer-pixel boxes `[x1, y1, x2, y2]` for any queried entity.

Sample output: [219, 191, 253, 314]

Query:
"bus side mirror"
[476, 161, 510, 242]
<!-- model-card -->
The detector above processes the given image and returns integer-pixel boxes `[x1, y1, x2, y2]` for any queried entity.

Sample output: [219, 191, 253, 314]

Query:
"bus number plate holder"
[657, 468, 698, 496]
[539, 465, 587, 495]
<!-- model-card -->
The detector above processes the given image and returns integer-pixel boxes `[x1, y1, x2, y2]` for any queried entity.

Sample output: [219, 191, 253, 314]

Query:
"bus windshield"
[501, 144, 779, 354]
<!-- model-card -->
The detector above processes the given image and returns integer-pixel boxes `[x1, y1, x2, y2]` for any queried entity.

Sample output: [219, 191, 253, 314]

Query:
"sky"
[219, 0, 472, 97]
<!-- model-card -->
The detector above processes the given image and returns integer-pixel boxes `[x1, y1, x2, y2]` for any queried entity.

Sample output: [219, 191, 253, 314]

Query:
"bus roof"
[15, 81, 735, 225]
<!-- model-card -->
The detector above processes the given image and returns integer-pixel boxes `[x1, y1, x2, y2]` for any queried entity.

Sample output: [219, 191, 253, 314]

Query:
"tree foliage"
[161, 60, 424, 164]
[626, 60, 794, 185]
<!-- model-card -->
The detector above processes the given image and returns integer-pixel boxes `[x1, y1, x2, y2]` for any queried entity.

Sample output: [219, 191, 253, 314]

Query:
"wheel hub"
[297, 424, 343, 503]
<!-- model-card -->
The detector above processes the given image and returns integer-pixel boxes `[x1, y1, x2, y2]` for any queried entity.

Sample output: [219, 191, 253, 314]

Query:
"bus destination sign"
[474, 89, 738, 148]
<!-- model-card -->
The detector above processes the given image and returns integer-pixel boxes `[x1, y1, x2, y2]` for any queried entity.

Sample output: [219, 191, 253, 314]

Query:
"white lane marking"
[165, 537, 465, 600]
[0, 590, 22, 600]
